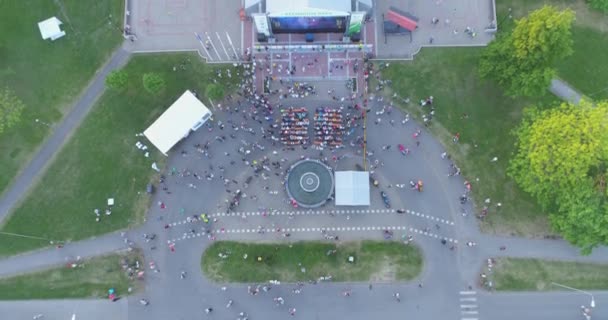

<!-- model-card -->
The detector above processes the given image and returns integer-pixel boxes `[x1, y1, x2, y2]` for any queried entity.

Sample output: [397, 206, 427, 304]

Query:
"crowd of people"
[313, 107, 344, 149]
[279, 107, 309, 145]
[129, 42, 495, 318]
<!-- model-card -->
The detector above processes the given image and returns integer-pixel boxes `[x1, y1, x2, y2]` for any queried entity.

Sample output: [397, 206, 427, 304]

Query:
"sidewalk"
[0, 298, 128, 320]
[478, 234, 608, 263]
[549, 78, 582, 105]
[0, 45, 131, 225]
[0, 230, 128, 278]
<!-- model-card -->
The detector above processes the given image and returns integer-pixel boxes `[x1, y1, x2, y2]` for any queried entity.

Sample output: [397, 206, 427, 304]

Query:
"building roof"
[144, 90, 212, 155]
[335, 171, 370, 206]
[266, 0, 351, 16]
[38, 17, 65, 40]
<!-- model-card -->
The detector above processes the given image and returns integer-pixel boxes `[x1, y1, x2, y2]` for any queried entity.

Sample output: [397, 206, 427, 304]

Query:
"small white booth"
[38, 17, 66, 41]
[334, 171, 370, 206]
[144, 90, 212, 156]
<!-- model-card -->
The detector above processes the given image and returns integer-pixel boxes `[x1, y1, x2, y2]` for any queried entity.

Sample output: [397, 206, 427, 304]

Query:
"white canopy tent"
[144, 90, 212, 156]
[334, 171, 370, 206]
[38, 17, 66, 41]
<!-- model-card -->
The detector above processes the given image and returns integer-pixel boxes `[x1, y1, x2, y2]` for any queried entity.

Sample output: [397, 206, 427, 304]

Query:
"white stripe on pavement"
[461, 311, 479, 315]
[459, 291, 476, 295]
[460, 297, 477, 302]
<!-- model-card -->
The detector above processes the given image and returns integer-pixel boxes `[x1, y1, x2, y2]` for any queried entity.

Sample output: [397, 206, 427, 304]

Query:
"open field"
[0, 250, 143, 300]
[0, 0, 124, 195]
[0, 54, 240, 257]
[202, 241, 423, 283]
[486, 257, 608, 291]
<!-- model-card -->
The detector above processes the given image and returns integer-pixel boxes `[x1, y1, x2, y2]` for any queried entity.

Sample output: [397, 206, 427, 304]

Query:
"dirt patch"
[369, 257, 396, 282]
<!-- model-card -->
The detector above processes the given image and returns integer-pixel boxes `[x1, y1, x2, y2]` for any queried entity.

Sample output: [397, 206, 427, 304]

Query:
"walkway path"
[0, 230, 128, 278]
[550, 78, 582, 104]
[0, 298, 128, 320]
[0, 45, 131, 225]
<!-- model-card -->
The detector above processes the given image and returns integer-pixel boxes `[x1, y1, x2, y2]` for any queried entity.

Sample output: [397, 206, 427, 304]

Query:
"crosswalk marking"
[458, 291, 479, 320]
[167, 208, 456, 226]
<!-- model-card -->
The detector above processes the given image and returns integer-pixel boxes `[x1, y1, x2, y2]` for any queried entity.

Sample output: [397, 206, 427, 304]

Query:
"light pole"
[552, 282, 595, 308]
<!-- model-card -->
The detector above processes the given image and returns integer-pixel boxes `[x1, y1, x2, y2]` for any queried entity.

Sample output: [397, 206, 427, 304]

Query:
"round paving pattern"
[285, 159, 334, 208]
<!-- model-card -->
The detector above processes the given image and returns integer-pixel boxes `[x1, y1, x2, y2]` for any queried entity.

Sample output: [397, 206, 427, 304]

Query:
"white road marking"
[459, 291, 476, 295]
[460, 297, 477, 302]
[205, 32, 222, 60]
[461, 311, 479, 315]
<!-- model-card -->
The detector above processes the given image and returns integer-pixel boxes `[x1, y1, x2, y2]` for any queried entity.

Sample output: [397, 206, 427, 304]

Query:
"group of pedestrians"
[135, 46, 496, 318]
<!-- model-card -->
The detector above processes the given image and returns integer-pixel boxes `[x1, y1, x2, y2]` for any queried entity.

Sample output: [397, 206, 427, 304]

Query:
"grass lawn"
[557, 26, 608, 100]
[202, 241, 423, 283]
[0, 250, 143, 300]
[0, 54, 241, 256]
[0, 0, 124, 195]
[381, 48, 558, 237]
[485, 257, 608, 291]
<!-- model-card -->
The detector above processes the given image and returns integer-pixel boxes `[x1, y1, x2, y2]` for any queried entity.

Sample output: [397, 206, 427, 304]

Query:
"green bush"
[105, 70, 128, 90]
[142, 72, 165, 95]
[0, 87, 25, 135]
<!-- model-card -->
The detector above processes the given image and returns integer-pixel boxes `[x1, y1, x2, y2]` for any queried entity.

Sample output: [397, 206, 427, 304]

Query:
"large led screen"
[269, 16, 347, 33]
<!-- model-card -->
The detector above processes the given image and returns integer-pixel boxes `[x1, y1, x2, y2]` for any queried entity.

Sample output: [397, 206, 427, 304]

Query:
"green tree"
[142, 73, 165, 95]
[479, 6, 575, 97]
[508, 101, 608, 253]
[205, 84, 225, 101]
[105, 70, 128, 90]
[0, 88, 26, 134]
[587, 0, 608, 13]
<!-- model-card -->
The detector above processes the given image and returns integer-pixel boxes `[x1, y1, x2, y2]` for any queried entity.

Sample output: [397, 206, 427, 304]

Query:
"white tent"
[144, 90, 212, 156]
[38, 17, 66, 41]
[334, 171, 370, 206]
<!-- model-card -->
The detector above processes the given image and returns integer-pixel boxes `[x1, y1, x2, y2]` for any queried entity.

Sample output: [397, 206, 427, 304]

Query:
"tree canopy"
[509, 101, 608, 253]
[479, 6, 575, 97]
[105, 70, 128, 90]
[0, 87, 26, 135]
[142, 73, 165, 95]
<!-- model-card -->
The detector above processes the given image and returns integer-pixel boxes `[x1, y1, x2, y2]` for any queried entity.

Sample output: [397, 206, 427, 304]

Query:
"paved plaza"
[1, 1, 608, 320]
[126, 0, 495, 60]
[373, 0, 496, 58]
